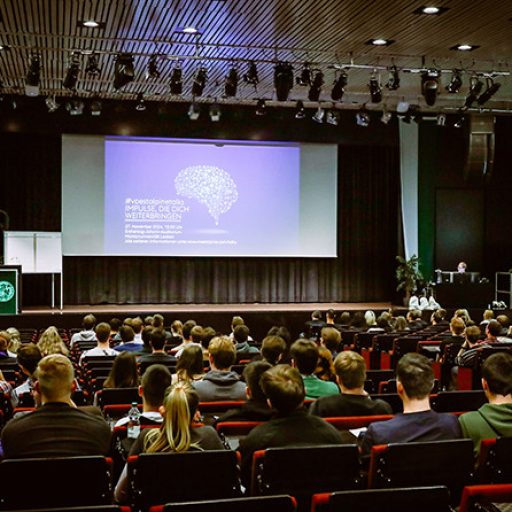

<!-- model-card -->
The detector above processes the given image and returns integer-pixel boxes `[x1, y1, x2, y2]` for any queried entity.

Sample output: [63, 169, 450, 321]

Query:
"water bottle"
[127, 401, 141, 439]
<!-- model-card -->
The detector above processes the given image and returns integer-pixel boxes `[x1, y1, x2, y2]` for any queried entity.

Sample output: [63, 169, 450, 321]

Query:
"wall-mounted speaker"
[464, 114, 495, 181]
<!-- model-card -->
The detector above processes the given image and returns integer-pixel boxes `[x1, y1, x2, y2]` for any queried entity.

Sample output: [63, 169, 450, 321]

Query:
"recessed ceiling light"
[413, 6, 449, 15]
[366, 38, 395, 46]
[450, 44, 479, 51]
[423, 6, 439, 14]
[79, 20, 105, 29]
[183, 26, 199, 34]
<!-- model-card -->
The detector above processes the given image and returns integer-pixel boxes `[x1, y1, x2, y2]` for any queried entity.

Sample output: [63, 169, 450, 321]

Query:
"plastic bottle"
[127, 401, 141, 439]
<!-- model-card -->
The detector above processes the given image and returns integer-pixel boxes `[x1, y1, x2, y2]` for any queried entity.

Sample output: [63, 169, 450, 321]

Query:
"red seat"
[459, 484, 512, 512]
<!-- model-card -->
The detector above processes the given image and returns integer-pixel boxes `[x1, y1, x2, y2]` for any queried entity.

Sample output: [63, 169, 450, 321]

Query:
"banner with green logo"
[0, 266, 21, 314]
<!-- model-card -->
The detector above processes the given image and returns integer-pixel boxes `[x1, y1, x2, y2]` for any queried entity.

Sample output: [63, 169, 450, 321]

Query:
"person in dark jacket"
[233, 325, 260, 356]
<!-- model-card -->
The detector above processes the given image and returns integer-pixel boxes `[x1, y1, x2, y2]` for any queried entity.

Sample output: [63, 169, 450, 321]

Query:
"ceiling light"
[465, 76, 484, 108]
[169, 64, 183, 95]
[368, 73, 382, 103]
[331, 70, 348, 101]
[224, 66, 238, 97]
[308, 70, 324, 102]
[90, 99, 102, 116]
[356, 108, 370, 127]
[413, 6, 449, 15]
[85, 53, 101, 76]
[183, 26, 199, 34]
[25, 54, 41, 96]
[274, 62, 294, 101]
[188, 102, 201, 120]
[380, 109, 392, 124]
[63, 52, 81, 90]
[295, 100, 306, 119]
[422, 6, 440, 14]
[436, 113, 447, 126]
[255, 99, 266, 116]
[454, 115, 465, 128]
[191, 67, 208, 97]
[66, 99, 84, 116]
[114, 53, 135, 90]
[312, 105, 325, 124]
[80, 20, 103, 28]
[296, 63, 311, 86]
[243, 61, 259, 87]
[446, 69, 462, 93]
[385, 65, 400, 90]
[135, 93, 146, 111]
[367, 38, 394, 46]
[146, 55, 160, 80]
[421, 69, 440, 106]
[45, 95, 59, 113]
[326, 109, 340, 126]
[451, 44, 479, 52]
[209, 103, 221, 122]
[477, 77, 501, 105]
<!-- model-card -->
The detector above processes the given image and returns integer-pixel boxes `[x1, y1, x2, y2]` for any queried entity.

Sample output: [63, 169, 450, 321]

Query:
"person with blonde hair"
[114, 382, 224, 502]
[6, 327, 21, 357]
[37, 326, 69, 358]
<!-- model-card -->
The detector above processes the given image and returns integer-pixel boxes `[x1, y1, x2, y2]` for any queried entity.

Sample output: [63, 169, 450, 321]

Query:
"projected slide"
[61, 135, 337, 257]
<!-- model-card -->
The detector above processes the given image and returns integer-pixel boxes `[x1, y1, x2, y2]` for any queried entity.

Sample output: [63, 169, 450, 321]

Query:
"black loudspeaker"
[464, 114, 495, 181]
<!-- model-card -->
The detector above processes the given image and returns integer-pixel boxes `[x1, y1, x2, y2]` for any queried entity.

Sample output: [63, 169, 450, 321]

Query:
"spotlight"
[454, 114, 465, 128]
[188, 102, 201, 120]
[421, 69, 440, 106]
[63, 52, 80, 90]
[145, 55, 160, 80]
[296, 63, 311, 86]
[356, 108, 370, 127]
[114, 53, 135, 90]
[209, 103, 221, 122]
[243, 61, 259, 86]
[312, 105, 325, 123]
[477, 77, 501, 105]
[464, 76, 484, 108]
[331, 70, 348, 101]
[224, 66, 238, 97]
[191, 67, 208, 97]
[326, 109, 340, 126]
[436, 113, 447, 126]
[380, 109, 392, 124]
[135, 93, 146, 111]
[274, 62, 294, 101]
[85, 53, 101, 76]
[295, 100, 306, 119]
[396, 100, 410, 114]
[90, 99, 102, 116]
[368, 73, 382, 103]
[385, 65, 400, 90]
[25, 54, 41, 96]
[169, 64, 183, 95]
[66, 99, 84, 116]
[446, 69, 462, 93]
[255, 99, 266, 116]
[308, 71, 324, 102]
[45, 95, 59, 113]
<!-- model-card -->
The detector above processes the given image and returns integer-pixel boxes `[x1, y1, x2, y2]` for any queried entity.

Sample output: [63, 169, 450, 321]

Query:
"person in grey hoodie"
[459, 352, 512, 456]
[194, 336, 246, 402]
[233, 325, 260, 356]
[70, 314, 97, 349]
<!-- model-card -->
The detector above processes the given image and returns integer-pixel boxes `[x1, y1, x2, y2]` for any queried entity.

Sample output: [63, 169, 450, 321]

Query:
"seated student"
[70, 314, 97, 349]
[0, 331, 16, 363]
[103, 352, 139, 389]
[310, 351, 392, 417]
[175, 325, 204, 359]
[459, 352, 512, 456]
[305, 310, 325, 340]
[194, 336, 246, 401]
[456, 321, 503, 370]
[170, 320, 199, 356]
[114, 325, 144, 354]
[238, 364, 345, 488]
[233, 325, 259, 356]
[2, 354, 111, 458]
[361, 353, 461, 456]
[261, 335, 287, 366]
[290, 339, 339, 400]
[172, 344, 205, 386]
[480, 309, 494, 331]
[114, 382, 225, 503]
[79, 322, 118, 366]
[217, 361, 274, 423]
[315, 346, 336, 383]
[431, 308, 449, 327]
[138, 329, 177, 366]
[152, 313, 173, 341]
[11, 343, 42, 408]
[37, 326, 69, 358]
[321, 327, 342, 357]
[439, 317, 466, 358]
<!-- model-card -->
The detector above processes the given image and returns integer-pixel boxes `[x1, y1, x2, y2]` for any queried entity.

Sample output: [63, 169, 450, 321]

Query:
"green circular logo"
[0, 281, 15, 302]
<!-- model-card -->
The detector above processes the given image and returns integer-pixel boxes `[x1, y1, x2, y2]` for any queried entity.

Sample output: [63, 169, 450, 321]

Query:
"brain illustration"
[175, 165, 238, 225]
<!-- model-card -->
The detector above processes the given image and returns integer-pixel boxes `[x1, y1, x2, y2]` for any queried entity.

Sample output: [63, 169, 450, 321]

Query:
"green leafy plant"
[396, 255, 423, 299]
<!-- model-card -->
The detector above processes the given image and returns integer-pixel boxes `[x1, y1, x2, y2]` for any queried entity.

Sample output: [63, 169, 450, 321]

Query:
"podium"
[0, 265, 21, 314]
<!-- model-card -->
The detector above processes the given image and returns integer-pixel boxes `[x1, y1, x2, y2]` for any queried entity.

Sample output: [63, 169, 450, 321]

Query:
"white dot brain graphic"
[175, 165, 239, 225]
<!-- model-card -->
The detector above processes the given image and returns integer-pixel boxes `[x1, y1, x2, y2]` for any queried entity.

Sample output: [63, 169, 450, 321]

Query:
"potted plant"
[396, 255, 423, 306]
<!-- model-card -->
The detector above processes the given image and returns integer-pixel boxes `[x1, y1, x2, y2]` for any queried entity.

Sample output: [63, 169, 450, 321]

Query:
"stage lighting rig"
[63, 52, 81, 90]
[385, 65, 400, 90]
[446, 69, 462, 93]
[85, 53, 101, 77]
[421, 68, 440, 106]
[331, 70, 348, 101]
[25, 53, 41, 96]
[368, 73, 382, 103]
[356, 108, 370, 127]
[308, 70, 324, 102]
[477, 77, 501, 105]
[146, 55, 160, 80]
[274, 62, 294, 101]
[169, 64, 183, 95]
[295, 100, 306, 119]
[243, 61, 259, 87]
[192, 67, 208, 97]
[114, 53, 135, 90]
[464, 76, 484, 108]
[255, 99, 266, 116]
[296, 63, 312, 86]
[224, 66, 238, 97]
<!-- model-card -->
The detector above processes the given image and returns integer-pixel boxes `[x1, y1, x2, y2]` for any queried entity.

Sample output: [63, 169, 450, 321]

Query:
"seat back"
[369, 393, 403, 413]
[0, 456, 112, 510]
[128, 451, 241, 507]
[459, 484, 512, 512]
[96, 388, 141, 408]
[478, 437, 512, 483]
[431, 390, 487, 413]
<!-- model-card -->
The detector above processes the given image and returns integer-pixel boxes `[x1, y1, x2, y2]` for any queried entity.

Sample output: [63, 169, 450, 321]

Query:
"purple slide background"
[104, 137, 300, 256]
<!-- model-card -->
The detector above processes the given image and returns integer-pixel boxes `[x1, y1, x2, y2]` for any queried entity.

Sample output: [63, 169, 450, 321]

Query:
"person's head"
[140, 364, 172, 409]
[104, 352, 138, 388]
[171, 320, 183, 336]
[152, 314, 164, 329]
[395, 316, 408, 331]
[120, 325, 135, 344]
[141, 326, 154, 349]
[326, 309, 335, 322]
[190, 325, 204, 344]
[311, 310, 322, 321]
[144, 315, 154, 326]
[432, 309, 446, 324]
[243, 361, 272, 402]
[5, 328, 20, 355]
[17, 343, 42, 376]
[35, 354, 75, 403]
[176, 344, 204, 380]
[315, 346, 336, 382]
[150, 329, 167, 351]
[0, 331, 11, 352]
[487, 320, 502, 339]
[233, 324, 250, 344]
[109, 318, 122, 332]
[260, 364, 305, 414]
[123, 317, 133, 327]
[261, 335, 287, 365]
[450, 317, 466, 336]
[339, 311, 351, 325]
[396, 353, 434, 400]
[144, 382, 200, 453]
[321, 327, 341, 354]
[364, 310, 377, 327]
[82, 314, 97, 331]
[267, 326, 291, 346]
[483, 310, 495, 321]
[457, 261, 467, 273]
[95, 322, 111, 344]
[201, 326, 217, 350]
[377, 314, 391, 330]
[465, 325, 482, 346]
[37, 326, 69, 357]
[290, 339, 319, 376]
[496, 315, 510, 329]
[231, 316, 245, 330]
[482, 352, 512, 398]
[131, 317, 144, 335]
[182, 320, 197, 341]
[455, 309, 472, 324]
[208, 336, 236, 370]
[334, 351, 366, 390]
[351, 312, 365, 328]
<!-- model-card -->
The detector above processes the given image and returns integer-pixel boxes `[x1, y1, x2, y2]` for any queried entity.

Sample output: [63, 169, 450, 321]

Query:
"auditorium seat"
[148, 495, 297, 512]
[3, 508, 131, 512]
[459, 484, 512, 512]
[311, 486, 452, 512]
[478, 437, 512, 483]
[430, 390, 487, 413]
[324, 415, 393, 431]
[198, 400, 245, 424]
[95, 388, 141, 408]
[0, 456, 113, 509]
[368, 393, 403, 413]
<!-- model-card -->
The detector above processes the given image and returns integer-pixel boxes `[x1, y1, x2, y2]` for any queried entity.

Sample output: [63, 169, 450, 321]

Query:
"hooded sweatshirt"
[193, 370, 246, 402]
[459, 403, 512, 456]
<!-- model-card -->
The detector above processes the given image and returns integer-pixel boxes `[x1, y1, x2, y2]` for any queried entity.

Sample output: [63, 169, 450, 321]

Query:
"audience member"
[351, 312, 365, 329]
[314, 346, 336, 382]
[438, 317, 466, 360]
[11, 344, 42, 408]
[131, 317, 144, 343]
[109, 317, 122, 340]
[233, 325, 259, 356]
[152, 314, 173, 340]
[170, 319, 197, 355]
[114, 325, 144, 354]
[70, 314, 97, 349]
[305, 310, 325, 340]
[103, 352, 139, 389]
[361, 353, 461, 456]
[480, 309, 495, 331]
[175, 325, 203, 358]
[172, 344, 204, 385]
[138, 330, 177, 367]
[364, 310, 378, 330]
[339, 311, 351, 327]
[200, 326, 217, 359]
[431, 309, 449, 327]
[168, 319, 184, 344]
[2, 354, 111, 458]
[6, 327, 21, 357]
[37, 326, 69, 358]
[395, 315, 409, 332]
[0, 369, 12, 394]
[79, 322, 118, 365]
[0, 331, 16, 363]
[454, 308, 472, 325]
[261, 335, 287, 366]
[454, 325, 486, 370]
[194, 336, 246, 401]
[321, 326, 342, 356]
[496, 314, 512, 340]
[310, 351, 392, 417]
[290, 339, 339, 399]
[139, 325, 154, 355]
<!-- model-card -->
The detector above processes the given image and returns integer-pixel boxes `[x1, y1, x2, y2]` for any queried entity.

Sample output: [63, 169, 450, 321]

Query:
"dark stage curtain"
[1, 134, 400, 304]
